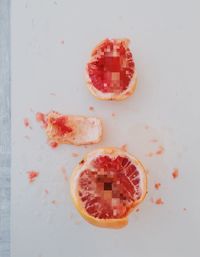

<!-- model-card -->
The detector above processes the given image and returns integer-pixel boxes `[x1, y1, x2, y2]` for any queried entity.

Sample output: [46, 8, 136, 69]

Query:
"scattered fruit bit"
[111, 112, 116, 117]
[86, 38, 136, 100]
[44, 189, 49, 194]
[70, 147, 147, 228]
[120, 144, 128, 152]
[150, 139, 158, 143]
[172, 169, 179, 179]
[72, 152, 79, 158]
[49, 141, 58, 148]
[154, 183, 161, 190]
[35, 112, 47, 128]
[156, 146, 164, 155]
[150, 197, 154, 203]
[89, 106, 94, 111]
[24, 118, 31, 128]
[135, 208, 140, 212]
[27, 171, 39, 183]
[155, 198, 164, 205]
[146, 152, 153, 157]
[61, 166, 68, 181]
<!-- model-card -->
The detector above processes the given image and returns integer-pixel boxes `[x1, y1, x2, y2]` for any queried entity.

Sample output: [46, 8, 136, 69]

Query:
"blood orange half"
[70, 147, 147, 228]
[86, 39, 137, 100]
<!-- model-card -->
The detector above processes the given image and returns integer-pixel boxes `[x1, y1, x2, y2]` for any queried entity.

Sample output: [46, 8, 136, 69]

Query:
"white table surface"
[11, 1, 200, 257]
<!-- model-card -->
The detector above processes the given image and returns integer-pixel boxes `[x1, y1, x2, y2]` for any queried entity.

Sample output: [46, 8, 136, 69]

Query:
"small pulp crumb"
[120, 144, 128, 152]
[89, 106, 94, 111]
[154, 183, 161, 190]
[146, 152, 153, 157]
[172, 168, 179, 179]
[156, 145, 164, 155]
[155, 198, 164, 205]
[61, 166, 68, 181]
[72, 152, 79, 157]
[150, 139, 158, 143]
[24, 118, 30, 128]
[135, 208, 140, 212]
[150, 197, 154, 203]
[111, 112, 116, 117]
[27, 171, 39, 183]
[35, 112, 47, 128]
[49, 141, 58, 148]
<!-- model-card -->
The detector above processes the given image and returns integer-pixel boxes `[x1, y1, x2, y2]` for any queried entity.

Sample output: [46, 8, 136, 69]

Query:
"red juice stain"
[27, 170, 39, 183]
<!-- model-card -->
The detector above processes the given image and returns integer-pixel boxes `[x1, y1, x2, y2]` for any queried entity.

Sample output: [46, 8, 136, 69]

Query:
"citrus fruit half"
[36, 111, 103, 146]
[86, 38, 137, 100]
[70, 147, 147, 228]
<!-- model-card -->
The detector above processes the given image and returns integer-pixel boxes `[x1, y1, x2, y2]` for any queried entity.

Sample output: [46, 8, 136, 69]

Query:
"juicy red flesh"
[50, 116, 73, 136]
[87, 39, 135, 93]
[78, 155, 141, 219]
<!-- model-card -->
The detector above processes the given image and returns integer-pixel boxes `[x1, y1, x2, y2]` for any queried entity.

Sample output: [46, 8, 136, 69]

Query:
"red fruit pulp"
[87, 39, 135, 93]
[78, 155, 141, 219]
[50, 116, 73, 136]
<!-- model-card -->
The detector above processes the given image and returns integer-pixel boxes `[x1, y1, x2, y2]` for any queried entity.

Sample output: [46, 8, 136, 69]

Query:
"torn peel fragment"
[36, 111, 103, 146]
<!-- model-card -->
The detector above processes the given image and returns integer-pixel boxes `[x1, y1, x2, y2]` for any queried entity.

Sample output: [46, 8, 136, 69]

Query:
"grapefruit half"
[70, 147, 147, 228]
[86, 39, 137, 100]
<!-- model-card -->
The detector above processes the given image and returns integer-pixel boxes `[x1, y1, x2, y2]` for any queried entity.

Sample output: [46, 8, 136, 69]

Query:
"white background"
[11, 0, 200, 257]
